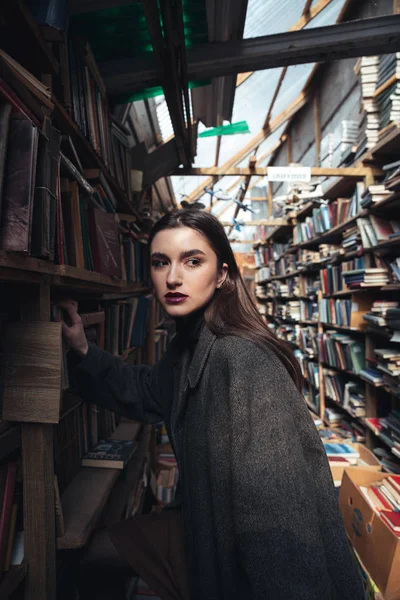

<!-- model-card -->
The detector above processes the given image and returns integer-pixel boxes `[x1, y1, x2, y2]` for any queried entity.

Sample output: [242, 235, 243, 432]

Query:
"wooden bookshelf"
[0, 5, 170, 597]
[57, 421, 143, 550]
[254, 164, 400, 482]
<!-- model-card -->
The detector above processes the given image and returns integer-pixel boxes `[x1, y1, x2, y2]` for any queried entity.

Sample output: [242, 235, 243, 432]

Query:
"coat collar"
[186, 324, 217, 388]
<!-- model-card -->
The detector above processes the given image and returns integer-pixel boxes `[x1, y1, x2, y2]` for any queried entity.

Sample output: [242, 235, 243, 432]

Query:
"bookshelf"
[0, 6, 173, 599]
[254, 161, 400, 476]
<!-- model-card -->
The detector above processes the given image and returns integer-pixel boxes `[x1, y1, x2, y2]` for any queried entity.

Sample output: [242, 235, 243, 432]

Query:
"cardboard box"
[329, 443, 381, 486]
[339, 468, 400, 599]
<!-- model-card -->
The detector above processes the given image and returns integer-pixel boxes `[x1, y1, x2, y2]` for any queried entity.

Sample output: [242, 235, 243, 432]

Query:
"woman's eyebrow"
[180, 249, 206, 259]
[151, 249, 206, 260]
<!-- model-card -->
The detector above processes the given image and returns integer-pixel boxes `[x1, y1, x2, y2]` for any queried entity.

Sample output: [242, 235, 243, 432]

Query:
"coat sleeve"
[69, 342, 165, 423]
[221, 338, 365, 600]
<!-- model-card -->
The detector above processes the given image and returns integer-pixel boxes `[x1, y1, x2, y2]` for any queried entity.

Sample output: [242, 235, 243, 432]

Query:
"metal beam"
[102, 15, 400, 95]
[175, 167, 376, 177]
[140, 0, 191, 165]
[236, 0, 333, 87]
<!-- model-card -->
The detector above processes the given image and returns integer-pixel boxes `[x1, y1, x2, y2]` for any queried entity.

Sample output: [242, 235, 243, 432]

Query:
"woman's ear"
[217, 263, 228, 288]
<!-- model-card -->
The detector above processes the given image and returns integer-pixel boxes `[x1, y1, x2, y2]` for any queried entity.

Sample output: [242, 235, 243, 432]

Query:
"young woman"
[59, 208, 365, 600]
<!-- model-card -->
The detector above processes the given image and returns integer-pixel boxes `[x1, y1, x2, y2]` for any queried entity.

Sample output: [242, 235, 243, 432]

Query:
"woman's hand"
[56, 299, 89, 357]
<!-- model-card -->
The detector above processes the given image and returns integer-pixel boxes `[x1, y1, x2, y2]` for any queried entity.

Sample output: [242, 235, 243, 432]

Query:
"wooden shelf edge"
[57, 421, 144, 551]
[0, 252, 150, 293]
[0, 564, 28, 598]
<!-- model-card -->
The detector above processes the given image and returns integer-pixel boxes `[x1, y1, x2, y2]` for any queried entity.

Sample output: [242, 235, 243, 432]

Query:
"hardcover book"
[81, 439, 138, 469]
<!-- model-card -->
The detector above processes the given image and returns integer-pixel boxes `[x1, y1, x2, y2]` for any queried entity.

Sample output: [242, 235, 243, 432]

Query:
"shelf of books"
[253, 50, 400, 599]
[0, 6, 173, 599]
[254, 165, 400, 479]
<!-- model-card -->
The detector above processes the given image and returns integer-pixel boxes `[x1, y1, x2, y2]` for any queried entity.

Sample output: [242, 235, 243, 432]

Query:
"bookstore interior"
[1, 0, 400, 599]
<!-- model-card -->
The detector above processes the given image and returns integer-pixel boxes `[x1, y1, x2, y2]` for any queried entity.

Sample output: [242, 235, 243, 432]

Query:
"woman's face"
[150, 226, 228, 318]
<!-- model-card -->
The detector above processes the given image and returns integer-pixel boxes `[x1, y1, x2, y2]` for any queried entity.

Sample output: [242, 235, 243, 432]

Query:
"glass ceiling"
[149, 0, 349, 223]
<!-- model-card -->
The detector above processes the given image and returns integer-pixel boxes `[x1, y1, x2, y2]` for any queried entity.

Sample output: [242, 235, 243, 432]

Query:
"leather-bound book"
[31, 117, 61, 260]
[0, 116, 39, 252]
[87, 207, 122, 278]
[0, 99, 12, 218]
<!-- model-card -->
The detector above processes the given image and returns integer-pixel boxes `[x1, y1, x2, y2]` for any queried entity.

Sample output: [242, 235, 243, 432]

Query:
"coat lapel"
[171, 325, 217, 434]
[187, 325, 217, 389]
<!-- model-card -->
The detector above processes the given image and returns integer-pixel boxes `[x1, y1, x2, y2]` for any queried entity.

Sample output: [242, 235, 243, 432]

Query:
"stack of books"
[323, 442, 360, 465]
[360, 184, 392, 208]
[342, 226, 362, 252]
[324, 407, 343, 426]
[359, 475, 400, 535]
[341, 268, 389, 289]
[375, 53, 400, 134]
[363, 300, 399, 329]
[356, 56, 380, 156]
[384, 158, 400, 193]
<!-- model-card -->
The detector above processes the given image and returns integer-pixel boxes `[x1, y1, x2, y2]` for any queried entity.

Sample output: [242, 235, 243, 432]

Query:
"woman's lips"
[165, 294, 188, 304]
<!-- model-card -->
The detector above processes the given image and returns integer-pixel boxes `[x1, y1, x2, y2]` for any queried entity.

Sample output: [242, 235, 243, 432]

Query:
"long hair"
[149, 208, 303, 391]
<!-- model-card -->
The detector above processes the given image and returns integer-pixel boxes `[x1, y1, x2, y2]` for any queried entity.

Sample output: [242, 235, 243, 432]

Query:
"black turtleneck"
[174, 305, 207, 358]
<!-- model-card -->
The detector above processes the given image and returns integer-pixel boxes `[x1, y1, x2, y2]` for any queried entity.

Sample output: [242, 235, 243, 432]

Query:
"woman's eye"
[187, 258, 201, 267]
[152, 260, 167, 268]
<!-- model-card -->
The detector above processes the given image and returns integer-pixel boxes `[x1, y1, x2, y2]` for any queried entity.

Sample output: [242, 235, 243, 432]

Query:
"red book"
[388, 476, 400, 495]
[368, 486, 393, 512]
[0, 461, 18, 573]
[365, 417, 382, 433]
[380, 510, 400, 535]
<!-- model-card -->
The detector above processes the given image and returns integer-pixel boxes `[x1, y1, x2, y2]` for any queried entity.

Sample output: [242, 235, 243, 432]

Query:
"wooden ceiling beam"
[221, 219, 288, 226]
[183, 92, 307, 204]
[176, 166, 377, 177]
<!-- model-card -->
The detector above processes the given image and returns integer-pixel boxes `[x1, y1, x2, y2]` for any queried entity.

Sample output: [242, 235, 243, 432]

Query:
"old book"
[60, 178, 78, 267]
[0, 117, 39, 252]
[81, 439, 138, 469]
[0, 99, 12, 217]
[87, 207, 122, 278]
[31, 117, 61, 260]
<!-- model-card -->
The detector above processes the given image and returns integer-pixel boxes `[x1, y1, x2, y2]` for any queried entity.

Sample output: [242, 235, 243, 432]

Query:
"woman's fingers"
[56, 300, 81, 325]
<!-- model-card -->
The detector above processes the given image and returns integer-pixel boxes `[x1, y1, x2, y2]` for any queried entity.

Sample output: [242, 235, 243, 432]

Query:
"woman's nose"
[166, 264, 183, 287]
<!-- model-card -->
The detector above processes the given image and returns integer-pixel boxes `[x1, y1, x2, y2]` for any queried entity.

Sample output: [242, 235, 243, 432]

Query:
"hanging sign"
[267, 166, 311, 182]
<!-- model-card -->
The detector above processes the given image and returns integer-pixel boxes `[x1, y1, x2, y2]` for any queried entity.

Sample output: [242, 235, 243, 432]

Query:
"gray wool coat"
[74, 324, 365, 600]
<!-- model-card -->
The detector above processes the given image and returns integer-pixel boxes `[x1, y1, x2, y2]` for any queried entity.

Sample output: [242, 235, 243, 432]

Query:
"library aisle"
[0, 0, 400, 599]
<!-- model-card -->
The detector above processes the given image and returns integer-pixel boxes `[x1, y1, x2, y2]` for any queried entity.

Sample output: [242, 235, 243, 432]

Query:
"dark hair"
[149, 209, 303, 391]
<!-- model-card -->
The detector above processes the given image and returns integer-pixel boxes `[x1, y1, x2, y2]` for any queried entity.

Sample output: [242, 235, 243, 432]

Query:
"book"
[81, 438, 138, 469]
[0, 117, 39, 252]
[0, 99, 12, 217]
[323, 443, 360, 464]
[380, 510, 400, 535]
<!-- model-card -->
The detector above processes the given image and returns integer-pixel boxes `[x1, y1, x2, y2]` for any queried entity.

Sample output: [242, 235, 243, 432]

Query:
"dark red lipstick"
[165, 292, 188, 304]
